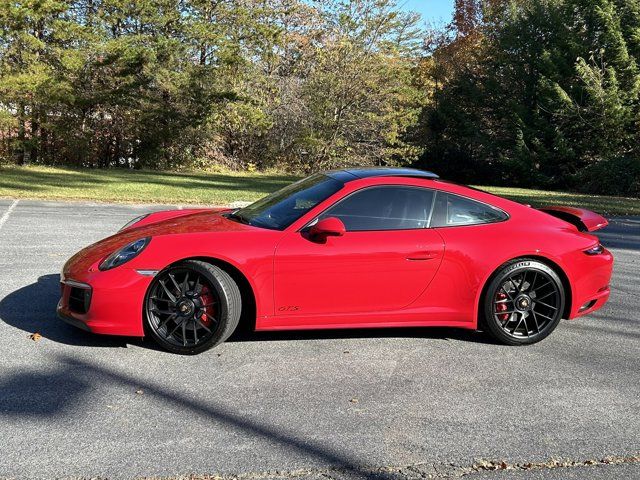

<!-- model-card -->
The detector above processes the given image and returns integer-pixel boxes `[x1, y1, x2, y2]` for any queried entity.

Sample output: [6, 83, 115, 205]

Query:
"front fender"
[128, 231, 281, 318]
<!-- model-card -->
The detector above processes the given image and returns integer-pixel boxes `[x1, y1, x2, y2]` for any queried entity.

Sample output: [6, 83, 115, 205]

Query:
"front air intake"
[68, 286, 91, 314]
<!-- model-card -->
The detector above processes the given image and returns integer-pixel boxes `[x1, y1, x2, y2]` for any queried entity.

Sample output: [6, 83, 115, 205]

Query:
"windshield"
[230, 174, 344, 230]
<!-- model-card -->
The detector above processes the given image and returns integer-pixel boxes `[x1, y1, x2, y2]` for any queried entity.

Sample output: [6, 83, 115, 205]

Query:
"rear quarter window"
[430, 192, 508, 227]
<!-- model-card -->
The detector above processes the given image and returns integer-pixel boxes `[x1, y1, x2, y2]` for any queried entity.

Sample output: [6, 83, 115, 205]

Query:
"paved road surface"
[0, 199, 638, 479]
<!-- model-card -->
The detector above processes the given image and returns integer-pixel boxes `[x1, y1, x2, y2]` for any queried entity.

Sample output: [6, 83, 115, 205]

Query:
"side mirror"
[308, 217, 346, 241]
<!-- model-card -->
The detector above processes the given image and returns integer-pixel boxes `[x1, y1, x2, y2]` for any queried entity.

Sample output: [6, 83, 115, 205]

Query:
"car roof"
[326, 167, 439, 182]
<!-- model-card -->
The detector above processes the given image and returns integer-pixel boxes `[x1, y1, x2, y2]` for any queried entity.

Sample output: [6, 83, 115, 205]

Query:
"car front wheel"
[483, 258, 565, 345]
[144, 260, 241, 354]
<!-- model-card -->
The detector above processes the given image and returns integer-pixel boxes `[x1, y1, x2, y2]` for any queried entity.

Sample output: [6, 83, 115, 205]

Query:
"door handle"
[406, 251, 437, 261]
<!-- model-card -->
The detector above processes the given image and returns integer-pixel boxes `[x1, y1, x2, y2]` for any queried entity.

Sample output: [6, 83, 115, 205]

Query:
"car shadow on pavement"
[0, 354, 403, 480]
[0, 274, 135, 348]
[0, 273, 500, 349]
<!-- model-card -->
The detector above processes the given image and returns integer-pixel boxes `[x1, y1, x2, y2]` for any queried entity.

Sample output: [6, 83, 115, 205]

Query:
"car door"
[273, 185, 445, 318]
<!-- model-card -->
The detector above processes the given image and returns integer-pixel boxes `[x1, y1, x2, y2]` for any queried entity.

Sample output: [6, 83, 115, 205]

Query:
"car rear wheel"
[144, 260, 241, 354]
[483, 259, 565, 345]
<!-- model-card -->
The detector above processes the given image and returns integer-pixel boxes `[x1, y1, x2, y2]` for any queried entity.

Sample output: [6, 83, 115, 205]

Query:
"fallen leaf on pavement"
[28, 332, 42, 342]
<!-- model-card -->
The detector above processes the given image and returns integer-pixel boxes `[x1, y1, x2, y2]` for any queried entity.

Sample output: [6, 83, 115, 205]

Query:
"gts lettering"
[278, 305, 300, 312]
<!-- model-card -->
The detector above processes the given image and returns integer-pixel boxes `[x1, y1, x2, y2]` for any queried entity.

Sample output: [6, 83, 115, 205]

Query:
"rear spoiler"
[538, 206, 608, 232]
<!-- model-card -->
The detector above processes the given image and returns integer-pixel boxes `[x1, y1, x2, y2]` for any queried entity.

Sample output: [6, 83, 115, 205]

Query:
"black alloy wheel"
[145, 260, 241, 354]
[483, 259, 565, 345]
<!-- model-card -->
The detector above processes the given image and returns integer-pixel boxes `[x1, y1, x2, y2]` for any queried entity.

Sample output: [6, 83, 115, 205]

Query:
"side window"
[431, 192, 507, 227]
[319, 186, 435, 231]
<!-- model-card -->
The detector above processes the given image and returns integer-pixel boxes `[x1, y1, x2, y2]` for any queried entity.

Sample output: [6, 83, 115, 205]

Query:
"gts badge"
[278, 305, 301, 312]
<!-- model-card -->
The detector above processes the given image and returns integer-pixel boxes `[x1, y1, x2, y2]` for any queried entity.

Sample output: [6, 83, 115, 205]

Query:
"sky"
[400, 0, 455, 26]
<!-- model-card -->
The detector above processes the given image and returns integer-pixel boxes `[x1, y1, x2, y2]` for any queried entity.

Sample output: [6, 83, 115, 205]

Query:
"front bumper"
[57, 269, 153, 337]
[57, 308, 92, 332]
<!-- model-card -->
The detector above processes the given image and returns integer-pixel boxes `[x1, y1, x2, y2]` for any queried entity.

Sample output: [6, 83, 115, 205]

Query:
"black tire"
[482, 258, 565, 345]
[144, 260, 241, 354]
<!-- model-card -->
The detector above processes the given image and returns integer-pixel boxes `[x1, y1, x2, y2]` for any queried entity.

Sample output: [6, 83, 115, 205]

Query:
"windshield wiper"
[224, 211, 251, 225]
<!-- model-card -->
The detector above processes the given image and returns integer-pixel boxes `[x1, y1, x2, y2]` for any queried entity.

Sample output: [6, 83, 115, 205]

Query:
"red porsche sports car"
[58, 168, 613, 354]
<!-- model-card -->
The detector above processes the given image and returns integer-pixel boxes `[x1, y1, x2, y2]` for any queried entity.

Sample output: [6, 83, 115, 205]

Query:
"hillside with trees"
[1, 0, 639, 196]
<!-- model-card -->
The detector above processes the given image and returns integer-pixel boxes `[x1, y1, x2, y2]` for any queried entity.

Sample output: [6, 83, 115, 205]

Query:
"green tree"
[295, 0, 425, 170]
[418, 0, 640, 194]
[0, 0, 428, 172]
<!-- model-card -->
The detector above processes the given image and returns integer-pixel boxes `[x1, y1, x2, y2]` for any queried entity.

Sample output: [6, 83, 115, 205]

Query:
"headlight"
[119, 214, 149, 232]
[99, 237, 151, 271]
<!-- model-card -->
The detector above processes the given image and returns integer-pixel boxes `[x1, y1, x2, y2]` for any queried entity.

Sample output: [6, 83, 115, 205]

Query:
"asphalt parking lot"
[0, 199, 638, 479]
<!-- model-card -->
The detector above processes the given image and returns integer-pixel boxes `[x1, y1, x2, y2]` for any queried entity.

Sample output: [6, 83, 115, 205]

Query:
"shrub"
[575, 157, 640, 197]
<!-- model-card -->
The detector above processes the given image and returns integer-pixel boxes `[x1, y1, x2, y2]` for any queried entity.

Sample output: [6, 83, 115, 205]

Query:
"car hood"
[123, 208, 249, 236]
[63, 209, 252, 276]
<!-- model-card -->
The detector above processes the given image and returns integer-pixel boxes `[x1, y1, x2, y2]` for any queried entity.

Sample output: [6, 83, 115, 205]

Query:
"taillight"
[584, 243, 604, 255]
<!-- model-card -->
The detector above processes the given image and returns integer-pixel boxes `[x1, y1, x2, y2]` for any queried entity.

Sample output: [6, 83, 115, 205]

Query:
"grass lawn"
[1, 165, 638, 215]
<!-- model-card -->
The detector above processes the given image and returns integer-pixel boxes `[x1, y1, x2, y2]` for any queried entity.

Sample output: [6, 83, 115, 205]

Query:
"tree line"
[1, 0, 639, 196]
[419, 0, 640, 196]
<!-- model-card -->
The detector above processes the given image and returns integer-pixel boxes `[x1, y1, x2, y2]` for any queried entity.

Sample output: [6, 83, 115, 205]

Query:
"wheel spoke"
[167, 318, 186, 338]
[522, 313, 529, 337]
[181, 272, 189, 295]
[192, 319, 199, 344]
[152, 308, 173, 315]
[158, 280, 177, 303]
[511, 313, 524, 334]
[519, 271, 527, 293]
[205, 313, 218, 324]
[150, 296, 172, 303]
[195, 318, 212, 333]
[513, 274, 523, 293]
[500, 312, 515, 326]
[535, 281, 552, 291]
[157, 313, 177, 330]
[535, 300, 557, 310]
[181, 319, 187, 346]
[168, 273, 181, 296]
[530, 271, 538, 291]
[535, 290, 556, 302]
[194, 275, 202, 294]
[534, 311, 554, 321]
[531, 311, 541, 333]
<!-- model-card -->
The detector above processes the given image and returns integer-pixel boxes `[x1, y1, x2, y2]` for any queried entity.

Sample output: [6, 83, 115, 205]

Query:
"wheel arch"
[476, 254, 573, 329]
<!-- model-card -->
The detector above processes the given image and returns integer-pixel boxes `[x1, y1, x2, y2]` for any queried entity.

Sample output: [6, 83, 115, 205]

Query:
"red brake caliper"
[199, 286, 216, 327]
[495, 292, 509, 321]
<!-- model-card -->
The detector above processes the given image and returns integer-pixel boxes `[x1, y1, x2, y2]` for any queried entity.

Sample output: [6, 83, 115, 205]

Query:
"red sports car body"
[58, 168, 613, 353]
